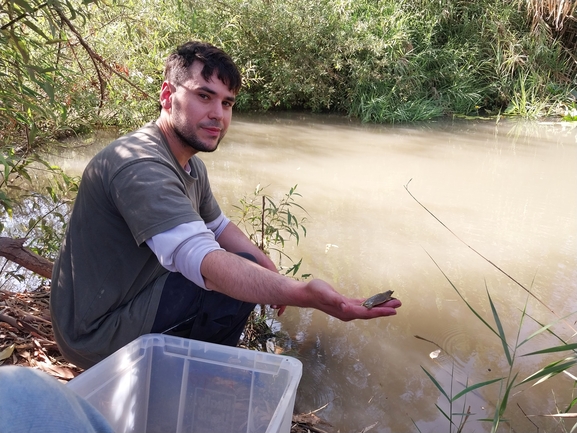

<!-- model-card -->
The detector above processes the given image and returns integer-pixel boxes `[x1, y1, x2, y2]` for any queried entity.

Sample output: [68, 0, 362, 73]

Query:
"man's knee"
[0, 366, 114, 433]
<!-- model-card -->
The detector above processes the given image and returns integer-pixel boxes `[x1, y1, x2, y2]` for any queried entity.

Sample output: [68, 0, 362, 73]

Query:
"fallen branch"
[0, 237, 53, 279]
[0, 311, 48, 338]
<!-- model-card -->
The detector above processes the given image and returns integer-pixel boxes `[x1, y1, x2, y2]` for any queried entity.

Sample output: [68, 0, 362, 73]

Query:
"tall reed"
[406, 182, 577, 432]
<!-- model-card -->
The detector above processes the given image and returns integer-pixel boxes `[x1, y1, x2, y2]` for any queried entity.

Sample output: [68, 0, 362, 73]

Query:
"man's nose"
[209, 102, 224, 120]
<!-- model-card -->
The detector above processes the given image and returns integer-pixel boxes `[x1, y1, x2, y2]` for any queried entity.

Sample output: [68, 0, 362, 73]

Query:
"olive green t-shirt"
[50, 122, 222, 368]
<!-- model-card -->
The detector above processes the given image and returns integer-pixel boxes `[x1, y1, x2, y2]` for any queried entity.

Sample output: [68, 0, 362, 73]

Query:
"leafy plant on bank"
[0, 150, 78, 236]
[205, 0, 576, 121]
[2, 0, 576, 145]
[0, 156, 79, 289]
[563, 104, 577, 121]
[0, 0, 155, 284]
[232, 184, 310, 352]
[1, 0, 90, 261]
[232, 184, 309, 278]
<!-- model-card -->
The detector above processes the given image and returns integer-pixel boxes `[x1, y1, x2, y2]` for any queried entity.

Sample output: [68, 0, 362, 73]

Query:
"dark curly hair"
[164, 41, 242, 94]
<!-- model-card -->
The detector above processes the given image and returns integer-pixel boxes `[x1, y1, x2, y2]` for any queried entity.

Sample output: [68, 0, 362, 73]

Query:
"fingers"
[304, 279, 403, 321]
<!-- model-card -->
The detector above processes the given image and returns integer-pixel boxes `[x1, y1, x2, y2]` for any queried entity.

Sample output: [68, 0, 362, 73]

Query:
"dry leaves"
[0, 286, 82, 381]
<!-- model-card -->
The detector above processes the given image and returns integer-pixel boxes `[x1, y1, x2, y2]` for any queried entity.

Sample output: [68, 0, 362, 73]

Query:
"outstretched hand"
[300, 279, 402, 321]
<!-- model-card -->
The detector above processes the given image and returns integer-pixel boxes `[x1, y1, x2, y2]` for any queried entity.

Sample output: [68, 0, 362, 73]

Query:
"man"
[50, 41, 401, 369]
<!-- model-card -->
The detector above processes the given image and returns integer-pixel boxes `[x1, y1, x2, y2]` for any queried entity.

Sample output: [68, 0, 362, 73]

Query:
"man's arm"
[200, 249, 402, 322]
[215, 221, 278, 273]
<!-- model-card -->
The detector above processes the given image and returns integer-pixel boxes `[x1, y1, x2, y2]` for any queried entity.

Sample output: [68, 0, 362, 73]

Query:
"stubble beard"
[173, 123, 224, 153]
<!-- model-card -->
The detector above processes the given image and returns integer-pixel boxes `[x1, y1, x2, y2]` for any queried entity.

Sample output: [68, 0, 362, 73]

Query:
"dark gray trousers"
[150, 252, 257, 346]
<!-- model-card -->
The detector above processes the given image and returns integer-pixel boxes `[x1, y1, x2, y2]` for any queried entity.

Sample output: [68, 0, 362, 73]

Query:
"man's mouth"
[202, 125, 222, 138]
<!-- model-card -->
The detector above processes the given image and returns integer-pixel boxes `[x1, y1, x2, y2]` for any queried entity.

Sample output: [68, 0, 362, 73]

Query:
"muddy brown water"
[55, 113, 576, 432]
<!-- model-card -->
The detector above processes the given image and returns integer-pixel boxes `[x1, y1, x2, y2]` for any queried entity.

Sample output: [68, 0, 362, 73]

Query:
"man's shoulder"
[107, 122, 163, 156]
[81, 122, 179, 187]
[94, 122, 175, 168]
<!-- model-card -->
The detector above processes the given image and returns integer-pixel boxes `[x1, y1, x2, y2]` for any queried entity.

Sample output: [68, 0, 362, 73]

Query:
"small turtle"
[362, 290, 395, 309]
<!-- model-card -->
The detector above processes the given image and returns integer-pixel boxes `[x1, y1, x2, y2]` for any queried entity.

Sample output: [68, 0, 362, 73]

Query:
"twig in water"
[360, 421, 378, 432]
[414, 334, 444, 351]
[414, 334, 458, 363]
[516, 402, 540, 431]
[456, 406, 471, 433]
[307, 402, 329, 415]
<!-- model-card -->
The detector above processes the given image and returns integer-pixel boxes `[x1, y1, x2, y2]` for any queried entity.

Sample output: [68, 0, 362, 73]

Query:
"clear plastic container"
[67, 334, 302, 433]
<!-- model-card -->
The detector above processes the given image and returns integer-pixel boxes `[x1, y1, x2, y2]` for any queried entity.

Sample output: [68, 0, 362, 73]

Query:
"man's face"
[168, 61, 236, 153]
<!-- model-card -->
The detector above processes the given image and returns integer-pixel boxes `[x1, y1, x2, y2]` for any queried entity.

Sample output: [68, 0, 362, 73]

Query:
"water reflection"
[53, 114, 576, 432]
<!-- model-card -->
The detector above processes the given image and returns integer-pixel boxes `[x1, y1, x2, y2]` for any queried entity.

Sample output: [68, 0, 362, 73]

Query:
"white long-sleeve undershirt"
[145, 213, 230, 289]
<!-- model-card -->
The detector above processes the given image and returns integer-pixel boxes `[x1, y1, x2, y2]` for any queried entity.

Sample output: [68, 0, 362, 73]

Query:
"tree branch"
[0, 237, 53, 279]
[53, 5, 153, 102]
[0, 2, 49, 31]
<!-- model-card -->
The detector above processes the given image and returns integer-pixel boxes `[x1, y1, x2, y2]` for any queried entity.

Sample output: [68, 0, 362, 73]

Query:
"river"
[55, 113, 577, 432]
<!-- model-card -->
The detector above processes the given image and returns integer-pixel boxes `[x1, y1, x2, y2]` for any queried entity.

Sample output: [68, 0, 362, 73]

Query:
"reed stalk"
[406, 181, 577, 432]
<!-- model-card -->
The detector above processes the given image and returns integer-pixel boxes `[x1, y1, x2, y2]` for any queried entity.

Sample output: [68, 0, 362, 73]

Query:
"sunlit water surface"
[54, 114, 577, 433]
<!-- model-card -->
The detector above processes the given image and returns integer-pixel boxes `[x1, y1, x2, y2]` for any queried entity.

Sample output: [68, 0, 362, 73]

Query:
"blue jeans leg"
[0, 366, 114, 433]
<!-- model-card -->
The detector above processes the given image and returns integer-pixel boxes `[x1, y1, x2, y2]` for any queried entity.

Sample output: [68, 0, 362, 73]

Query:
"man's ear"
[159, 81, 173, 110]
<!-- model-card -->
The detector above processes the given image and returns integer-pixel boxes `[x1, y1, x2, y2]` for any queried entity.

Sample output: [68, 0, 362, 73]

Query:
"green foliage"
[233, 184, 310, 353]
[563, 103, 577, 121]
[0, 148, 31, 223]
[1, 0, 92, 146]
[232, 184, 309, 277]
[0, 0, 157, 279]
[0, 0, 162, 149]
[0, 148, 77, 230]
[1, 0, 576, 285]
[2, 0, 575, 138]
[23, 167, 79, 259]
[218, 0, 573, 121]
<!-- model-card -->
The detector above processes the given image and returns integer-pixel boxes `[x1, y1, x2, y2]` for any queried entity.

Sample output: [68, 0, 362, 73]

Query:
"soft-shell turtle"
[362, 290, 395, 309]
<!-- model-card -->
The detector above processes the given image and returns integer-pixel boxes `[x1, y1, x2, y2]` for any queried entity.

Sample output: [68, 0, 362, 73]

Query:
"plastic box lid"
[67, 334, 302, 433]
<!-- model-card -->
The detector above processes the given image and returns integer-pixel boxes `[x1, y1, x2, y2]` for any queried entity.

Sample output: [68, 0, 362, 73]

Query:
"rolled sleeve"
[205, 212, 230, 240]
[145, 221, 223, 289]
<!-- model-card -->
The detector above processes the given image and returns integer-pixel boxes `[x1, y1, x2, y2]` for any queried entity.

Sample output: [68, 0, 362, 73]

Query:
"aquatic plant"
[417, 259, 577, 433]
[232, 184, 309, 352]
[406, 181, 577, 433]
